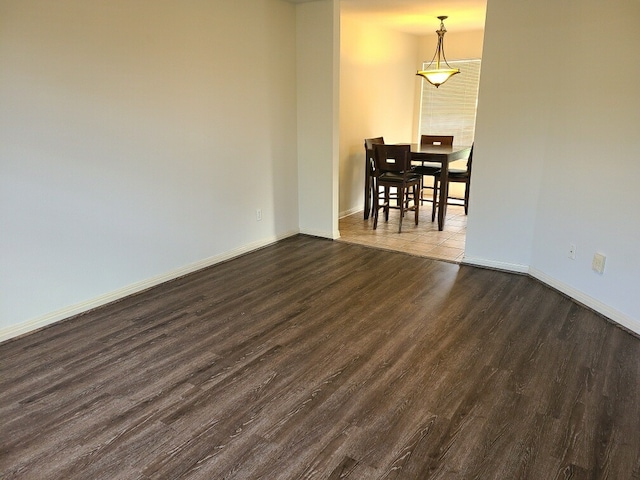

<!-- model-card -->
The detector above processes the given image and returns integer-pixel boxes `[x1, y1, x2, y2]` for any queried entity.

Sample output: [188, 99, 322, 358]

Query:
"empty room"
[1, 0, 639, 478]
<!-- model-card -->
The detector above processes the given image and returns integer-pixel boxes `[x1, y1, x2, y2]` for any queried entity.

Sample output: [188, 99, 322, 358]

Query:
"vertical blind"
[419, 59, 481, 147]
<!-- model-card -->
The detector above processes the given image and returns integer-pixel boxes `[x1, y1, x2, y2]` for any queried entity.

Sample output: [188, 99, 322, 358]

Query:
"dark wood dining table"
[364, 143, 472, 231]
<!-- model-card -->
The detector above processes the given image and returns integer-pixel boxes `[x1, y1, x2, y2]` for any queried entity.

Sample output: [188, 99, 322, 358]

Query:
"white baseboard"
[529, 267, 640, 336]
[461, 255, 530, 274]
[463, 255, 639, 336]
[339, 206, 362, 218]
[5, 240, 637, 343]
[299, 227, 339, 240]
[0, 230, 299, 343]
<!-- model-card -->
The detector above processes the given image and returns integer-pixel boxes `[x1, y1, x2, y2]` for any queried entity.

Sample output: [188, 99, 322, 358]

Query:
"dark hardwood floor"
[1, 235, 639, 479]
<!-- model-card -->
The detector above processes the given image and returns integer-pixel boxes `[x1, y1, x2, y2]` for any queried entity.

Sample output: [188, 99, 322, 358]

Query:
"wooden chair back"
[466, 143, 474, 176]
[364, 137, 385, 150]
[373, 144, 412, 174]
[372, 143, 420, 233]
[364, 137, 384, 172]
[420, 135, 454, 147]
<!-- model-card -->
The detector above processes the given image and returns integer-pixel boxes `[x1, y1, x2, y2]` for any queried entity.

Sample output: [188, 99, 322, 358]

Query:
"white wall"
[466, 0, 640, 330]
[339, 14, 418, 217]
[297, 0, 340, 237]
[3, 0, 638, 341]
[0, 0, 300, 338]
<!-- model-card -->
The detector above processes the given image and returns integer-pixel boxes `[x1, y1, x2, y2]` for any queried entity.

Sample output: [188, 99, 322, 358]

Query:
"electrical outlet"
[256, 209, 262, 221]
[568, 243, 576, 260]
[592, 253, 606, 274]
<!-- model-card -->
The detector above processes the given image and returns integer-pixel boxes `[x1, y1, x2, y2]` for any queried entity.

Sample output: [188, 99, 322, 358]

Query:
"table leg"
[437, 160, 449, 231]
[364, 158, 371, 220]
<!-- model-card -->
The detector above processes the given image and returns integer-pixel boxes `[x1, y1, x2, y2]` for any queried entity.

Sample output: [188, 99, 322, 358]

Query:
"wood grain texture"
[1, 235, 639, 479]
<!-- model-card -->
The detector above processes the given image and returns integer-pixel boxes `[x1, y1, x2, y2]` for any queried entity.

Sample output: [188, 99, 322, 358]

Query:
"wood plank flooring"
[1, 235, 639, 479]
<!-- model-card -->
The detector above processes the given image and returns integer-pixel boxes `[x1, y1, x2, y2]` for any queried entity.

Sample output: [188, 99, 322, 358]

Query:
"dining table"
[364, 143, 472, 231]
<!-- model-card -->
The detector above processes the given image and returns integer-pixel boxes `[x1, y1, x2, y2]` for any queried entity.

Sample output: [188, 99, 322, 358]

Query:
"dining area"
[363, 136, 473, 231]
[338, 134, 472, 263]
[338, 13, 481, 264]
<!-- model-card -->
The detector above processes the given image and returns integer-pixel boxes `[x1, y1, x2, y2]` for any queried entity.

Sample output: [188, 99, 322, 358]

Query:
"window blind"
[419, 59, 481, 147]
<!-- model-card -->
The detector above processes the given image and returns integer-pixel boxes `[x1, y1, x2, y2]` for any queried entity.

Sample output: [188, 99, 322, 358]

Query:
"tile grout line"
[338, 205, 467, 263]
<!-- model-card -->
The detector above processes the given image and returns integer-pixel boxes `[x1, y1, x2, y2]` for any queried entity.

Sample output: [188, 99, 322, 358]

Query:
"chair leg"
[398, 187, 405, 233]
[373, 184, 379, 230]
[464, 179, 470, 215]
[384, 187, 390, 222]
[414, 184, 419, 225]
[370, 177, 377, 218]
[432, 178, 439, 222]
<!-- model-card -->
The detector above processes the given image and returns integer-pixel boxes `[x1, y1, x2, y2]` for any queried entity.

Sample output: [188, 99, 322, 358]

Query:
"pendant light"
[416, 16, 460, 88]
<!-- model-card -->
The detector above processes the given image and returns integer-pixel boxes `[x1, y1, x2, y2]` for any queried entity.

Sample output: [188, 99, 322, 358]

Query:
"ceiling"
[288, 0, 487, 35]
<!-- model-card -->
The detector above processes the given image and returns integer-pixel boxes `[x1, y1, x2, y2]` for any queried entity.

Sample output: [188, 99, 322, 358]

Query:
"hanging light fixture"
[416, 16, 460, 88]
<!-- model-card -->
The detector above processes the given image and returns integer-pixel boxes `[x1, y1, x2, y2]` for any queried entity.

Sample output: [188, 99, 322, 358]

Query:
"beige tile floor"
[338, 202, 467, 263]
